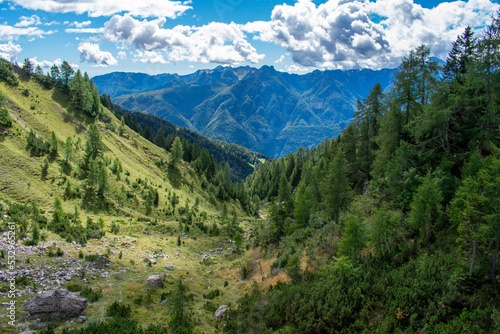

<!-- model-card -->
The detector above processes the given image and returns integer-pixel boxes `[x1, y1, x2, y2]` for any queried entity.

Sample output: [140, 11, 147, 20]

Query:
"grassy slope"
[0, 77, 282, 333]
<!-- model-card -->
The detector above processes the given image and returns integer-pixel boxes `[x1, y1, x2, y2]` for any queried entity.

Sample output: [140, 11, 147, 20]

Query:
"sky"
[0, 0, 498, 77]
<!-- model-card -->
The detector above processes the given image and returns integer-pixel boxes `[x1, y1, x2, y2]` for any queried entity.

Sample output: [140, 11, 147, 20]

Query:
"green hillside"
[0, 59, 274, 334]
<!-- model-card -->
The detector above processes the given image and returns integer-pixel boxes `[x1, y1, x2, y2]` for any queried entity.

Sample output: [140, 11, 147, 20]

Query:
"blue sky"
[0, 0, 498, 77]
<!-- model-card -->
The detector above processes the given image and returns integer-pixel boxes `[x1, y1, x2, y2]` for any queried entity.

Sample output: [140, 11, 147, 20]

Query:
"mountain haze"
[94, 66, 396, 158]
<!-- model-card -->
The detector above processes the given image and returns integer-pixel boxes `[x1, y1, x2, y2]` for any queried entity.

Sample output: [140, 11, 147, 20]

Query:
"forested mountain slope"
[95, 65, 396, 158]
[229, 22, 500, 333]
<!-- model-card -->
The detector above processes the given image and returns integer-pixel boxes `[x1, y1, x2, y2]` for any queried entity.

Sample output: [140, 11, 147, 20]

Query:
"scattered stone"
[121, 242, 131, 248]
[143, 258, 150, 263]
[146, 275, 164, 288]
[160, 299, 168, 306]
[23, 289, 88, 319]
[165, 264, 174, 270]
[142, 230, 149, 235]
[214, 305, 230, 321]
[78, 316, 87, 323]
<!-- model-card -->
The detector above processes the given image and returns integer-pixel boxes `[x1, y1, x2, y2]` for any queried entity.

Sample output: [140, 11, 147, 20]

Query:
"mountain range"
[93, 65, 397, 158]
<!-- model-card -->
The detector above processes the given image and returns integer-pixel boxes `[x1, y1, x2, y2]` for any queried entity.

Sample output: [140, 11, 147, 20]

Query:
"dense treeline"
[236, 17, 500, 333]
[100, 98, 269, 182]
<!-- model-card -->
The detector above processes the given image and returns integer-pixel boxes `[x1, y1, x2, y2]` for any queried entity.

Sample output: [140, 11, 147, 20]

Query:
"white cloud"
[134, 50, 167, 64]
[65, 27, 105, 34]
[117, 51, 127, 59]
[0, 42, 22, 62]
[70, 21, 92, 28]
[370, 0, 499, 60]
[9, 0, 192, 18]
[78, 42, 118, 67]
[0, 24, 56, 41]
[103, 14, 264, 65]
[15, 15, 41, 27]
[245, 0, 500, 69]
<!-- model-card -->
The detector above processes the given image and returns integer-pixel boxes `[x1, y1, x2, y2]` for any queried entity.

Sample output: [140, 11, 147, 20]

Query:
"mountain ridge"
[94, 65, 397, 158]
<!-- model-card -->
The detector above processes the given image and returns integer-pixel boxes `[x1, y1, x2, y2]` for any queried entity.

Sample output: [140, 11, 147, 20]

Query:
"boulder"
[214, 304, 229, 321]
[93, 256, 112, 269]
[23, 289, 87, 319]
[146, 275, 164, 288]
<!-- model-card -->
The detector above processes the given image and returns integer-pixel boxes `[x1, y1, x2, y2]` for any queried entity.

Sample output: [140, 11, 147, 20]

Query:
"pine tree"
[170, 277, 193, 332]
[339, 207, 367, 268]
[170, 137, 184, 166]
[60, 60, 74, 87]
[118, 116, 126, 136]
[34, 65, 43, 76]
[327, 149, 348, 223]
[50, 131, 58, 157]
[22, 58, 33, 77]
[408, 173, 442, 245]
[41, 156, 49, 179]
[64, 137, 73, 162]
[50, 64, 60, 82]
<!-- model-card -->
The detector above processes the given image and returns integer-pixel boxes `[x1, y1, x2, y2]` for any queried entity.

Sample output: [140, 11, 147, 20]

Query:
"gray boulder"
[214, 304, 229, 321]
[23, 289, 87, 319]
[146, 275, 164, 288]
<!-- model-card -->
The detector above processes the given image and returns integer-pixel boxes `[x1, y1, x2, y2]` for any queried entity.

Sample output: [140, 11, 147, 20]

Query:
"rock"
[160, 299, 168, 306]
[165, 264, 174, 270]
[143, 258, 150, 263]
[143, 230, 149, 235]
[78, 316, 87, 323]
[93, 256, 112, 269]
[214, 305, 229, 321]
[23, 289, 87, 319]
[146, 275, 164, 288]
[121, 242, 131, 248]
[150, 258, 157, 265]
[271, 268, 285, 276]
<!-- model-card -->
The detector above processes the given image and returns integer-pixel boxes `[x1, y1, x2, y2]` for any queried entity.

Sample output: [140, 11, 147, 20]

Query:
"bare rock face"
[214, 304, 230, 321]
[23, 289, 87, 319]
[146, 275, 164, 288]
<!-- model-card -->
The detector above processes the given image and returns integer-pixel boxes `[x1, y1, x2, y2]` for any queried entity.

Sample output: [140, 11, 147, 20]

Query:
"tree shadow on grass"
[167, 164, 182, 189]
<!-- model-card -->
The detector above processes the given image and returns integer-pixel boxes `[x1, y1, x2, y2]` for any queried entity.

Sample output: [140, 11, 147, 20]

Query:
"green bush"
[0, 109, 12, 128]
[80, 287, 102, 302]
[203, 289, 221, 300]
[106, 301, 131, 318]
[66, 284, 82, 292]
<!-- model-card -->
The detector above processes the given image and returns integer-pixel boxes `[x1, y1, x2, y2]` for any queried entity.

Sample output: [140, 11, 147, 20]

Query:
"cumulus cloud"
[9, 0, 192, 18]
[370, 0, 499, 60]
[245, 0, 499, 69]
[0, 42, 22, 62]
[0, 23, 56, 41]
[134, 50, 167, 64]
[15, 15, 41, 27]
[103, 14, 264, 65]
[78, 42, 118, 66]
[117, 51, 127, 59]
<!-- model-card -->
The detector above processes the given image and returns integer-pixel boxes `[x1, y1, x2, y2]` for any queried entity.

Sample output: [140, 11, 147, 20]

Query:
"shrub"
[0, 109, 12, 128]
[66, 284, 82, 292]
[203, 289, 221, 300]
[80, 287, 102, 303]
[106, 301, 131, 318]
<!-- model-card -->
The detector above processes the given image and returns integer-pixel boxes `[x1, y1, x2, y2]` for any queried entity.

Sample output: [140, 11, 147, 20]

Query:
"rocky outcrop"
[146, 275, 164, 288]
[214, 304, 229, 321]
[23, 289, 87, 319]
